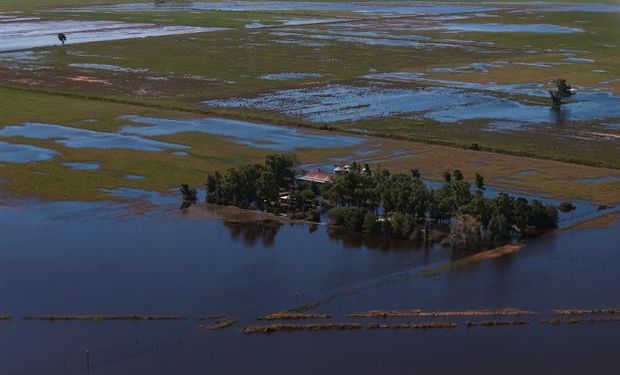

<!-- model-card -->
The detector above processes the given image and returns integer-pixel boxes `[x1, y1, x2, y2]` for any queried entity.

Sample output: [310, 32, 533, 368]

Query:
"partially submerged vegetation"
[542, 318, 620, 325]
[324, 164, 559, 250]
[366, 322, 457, 330]
[23, 315, 186, 321]
[260, 312, 331, 321]
[348, 308, 534, 319]
[201, 154, 560, 252]
[551, 308, 620, 316]
[419, 244, 524, 277]
[466, 320, 529, 327]
[207, 317, 239, 331]
[243, 323, 363, 334]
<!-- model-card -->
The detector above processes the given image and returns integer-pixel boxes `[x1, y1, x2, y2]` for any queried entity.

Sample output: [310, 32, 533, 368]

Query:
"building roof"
[297, 170, 332, 184]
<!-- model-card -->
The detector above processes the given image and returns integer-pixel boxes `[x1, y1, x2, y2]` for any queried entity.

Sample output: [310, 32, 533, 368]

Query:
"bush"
[559, 201, 576, 213]
[362, 212, 380, 235]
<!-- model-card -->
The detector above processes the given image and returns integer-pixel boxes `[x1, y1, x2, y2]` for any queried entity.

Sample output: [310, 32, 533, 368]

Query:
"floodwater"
[245, 18, 347, 29]
[269, 30, 461, 49]
[0, 140, 57, 163]
[0, 115, 365, 159]
[69, 63, 150, 73]
[205, 83, 620, 125]
[61, 161, 100, 170]
[0, 122, 189, 152]
[564, 57, 595, 64]
[0, 17, 223, 52]
[120, 115, 365, 151]
[0, 193, 618, 374]
[62, 2, 497, 16]
[440, 23, 583, 34]
[260, 72, 323, 80]
[124, 174, 146, 180]
[578, 176, 620, 184]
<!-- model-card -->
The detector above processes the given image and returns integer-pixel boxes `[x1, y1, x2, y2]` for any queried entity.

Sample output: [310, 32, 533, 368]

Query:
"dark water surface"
[0, 197, 618, 374]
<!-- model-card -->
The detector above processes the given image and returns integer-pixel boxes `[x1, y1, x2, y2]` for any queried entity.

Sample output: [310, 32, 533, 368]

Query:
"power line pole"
[85, 350, 91, 374]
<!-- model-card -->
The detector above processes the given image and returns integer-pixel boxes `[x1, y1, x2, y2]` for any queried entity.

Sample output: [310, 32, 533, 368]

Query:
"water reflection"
[551, 106, 569, 124]
[327, 226, 425, 252]
[224, 220, 282, 247]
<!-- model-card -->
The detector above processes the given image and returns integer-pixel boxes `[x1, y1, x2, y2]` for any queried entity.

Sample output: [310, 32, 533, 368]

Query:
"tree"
[256, 170, 279, 210]
[487, 213, 511, 241]
[264, 153, 296, 189]
[462, 191, 491, 227]
[548, 79, 575, 108]
[58, 33, 67, 46]
[452, 170, 464, 181]
[206, 172, 220, 203]
[512, 197, 531, 230]
[362, 212, 380, 235]
[451, 179, 472, 208]
[475, 173, 485, 190]
[528, 200, 559, 230]
[410, 168, 421, 179]
[389, 212, 414, 239]
[450, 214, 482, 251]
[442, 171, 452, 184]
[492, 193, 514, 225]
[179, 184, 197, 209]
[409, 180, 428, 219]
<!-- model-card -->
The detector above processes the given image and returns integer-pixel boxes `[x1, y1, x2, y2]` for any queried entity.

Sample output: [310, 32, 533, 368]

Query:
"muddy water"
[0, 193, 618, 374]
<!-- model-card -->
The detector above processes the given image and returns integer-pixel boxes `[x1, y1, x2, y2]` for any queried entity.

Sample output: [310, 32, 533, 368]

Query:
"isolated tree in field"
[475, 173, 485, 190]
[57, 33, 67, 46]
[410, 168, 421, 179]
[548, 79, 575, 108]
[179, 184, 197, 209]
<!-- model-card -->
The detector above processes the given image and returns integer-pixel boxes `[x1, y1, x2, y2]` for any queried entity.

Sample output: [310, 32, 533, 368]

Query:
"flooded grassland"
[0, 2, 619, 373]
[0, 86, 619, 205]
[0, 2, 618, 168]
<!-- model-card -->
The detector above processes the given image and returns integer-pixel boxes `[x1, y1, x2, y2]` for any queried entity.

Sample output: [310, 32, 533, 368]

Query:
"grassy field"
[1, 5, 617, 169]
[0, 1, 618, 204]
[0, 86, 618, 205]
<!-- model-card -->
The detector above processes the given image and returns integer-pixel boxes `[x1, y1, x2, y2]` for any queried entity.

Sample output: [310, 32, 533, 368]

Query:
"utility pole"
[85, 350, 91, 374]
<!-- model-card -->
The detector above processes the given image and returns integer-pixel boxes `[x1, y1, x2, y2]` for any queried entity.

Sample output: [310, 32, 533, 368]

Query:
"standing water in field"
[204, 83, 620, 125]
[119, 115, 365, 151]
[0, 18, 224, 51]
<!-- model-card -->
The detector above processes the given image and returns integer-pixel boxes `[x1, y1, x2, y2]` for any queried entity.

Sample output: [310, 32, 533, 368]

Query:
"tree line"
[324, 162, 558, 250]
[193, 154, 559, 251]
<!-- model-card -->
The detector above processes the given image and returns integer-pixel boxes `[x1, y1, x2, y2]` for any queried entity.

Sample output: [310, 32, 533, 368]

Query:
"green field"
[0, 0, 618, 204]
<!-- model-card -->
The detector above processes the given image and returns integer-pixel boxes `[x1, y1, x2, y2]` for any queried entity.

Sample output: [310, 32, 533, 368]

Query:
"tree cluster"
[205, 154, 320, 220]
[324, 163, 559, 249]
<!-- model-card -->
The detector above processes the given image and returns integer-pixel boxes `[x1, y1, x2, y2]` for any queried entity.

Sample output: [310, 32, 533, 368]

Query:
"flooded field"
[0, 195, 618, 374]
[0, 1, 618, 372]
[0, 115, 364, 164]
[0, 140, 57, 163]
[60, 1, 497, 15]
[0, 17, 223, 52]
[119, 115, 364, 151]
[205, 83, 620, 125]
